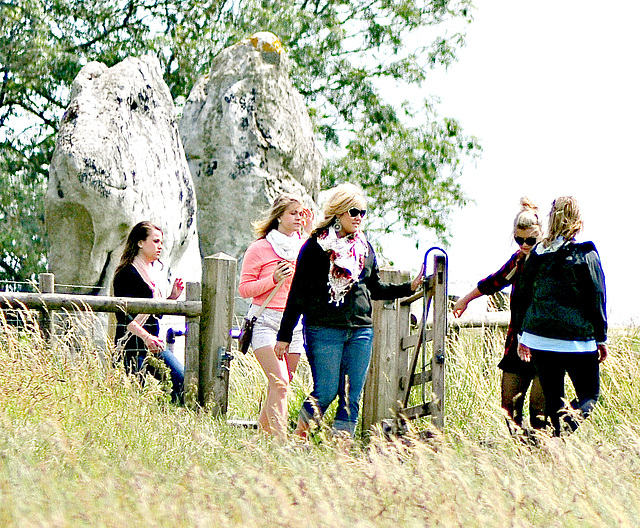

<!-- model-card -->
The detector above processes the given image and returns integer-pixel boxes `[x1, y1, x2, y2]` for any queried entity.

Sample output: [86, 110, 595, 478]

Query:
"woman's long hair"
[314, 183, 366, 234]
[513, 196, 543, 234]
[115, 221, 162, 275]
[252, 193, 304, 239]
[543, 196, 583, 247]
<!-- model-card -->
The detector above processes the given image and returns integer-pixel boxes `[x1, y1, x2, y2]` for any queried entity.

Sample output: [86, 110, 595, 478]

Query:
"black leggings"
[530, 349, 600, 436]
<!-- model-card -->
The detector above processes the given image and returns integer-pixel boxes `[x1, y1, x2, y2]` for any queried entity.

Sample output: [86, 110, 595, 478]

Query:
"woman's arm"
[585, 247, 607, 343]
[452, 287, 483, 318]
[276, 240, 316, 345]
[238, 242, 279, 299]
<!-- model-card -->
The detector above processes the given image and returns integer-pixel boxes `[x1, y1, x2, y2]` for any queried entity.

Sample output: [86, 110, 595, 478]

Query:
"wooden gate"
[362, 251, 448, 433]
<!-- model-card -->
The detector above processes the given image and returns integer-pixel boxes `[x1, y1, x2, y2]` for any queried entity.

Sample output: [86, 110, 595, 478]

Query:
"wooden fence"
[0, 253, 236, 415]
[2, 251, 511, 430]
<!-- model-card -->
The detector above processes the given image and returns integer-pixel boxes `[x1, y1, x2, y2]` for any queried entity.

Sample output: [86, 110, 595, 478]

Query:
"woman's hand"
[273, 261, 294, 283]
[410, 264, 425, 292]
[144, 333, 164, 354]
[452, 298, 469, 318]
[274, 341, 290, 360]
[597, 343, 608, 363]
[517, 342, 531, 362]
[168, 278, 184, 300]
[301, 208, 314, 236]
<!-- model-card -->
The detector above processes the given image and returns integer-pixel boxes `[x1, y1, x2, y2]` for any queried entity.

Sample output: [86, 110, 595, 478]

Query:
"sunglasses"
[348, 207, 366, 218]
[514, 236, 537, 246]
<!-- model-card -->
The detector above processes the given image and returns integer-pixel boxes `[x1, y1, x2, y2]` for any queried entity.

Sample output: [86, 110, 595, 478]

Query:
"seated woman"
[113, 221, 185, 402]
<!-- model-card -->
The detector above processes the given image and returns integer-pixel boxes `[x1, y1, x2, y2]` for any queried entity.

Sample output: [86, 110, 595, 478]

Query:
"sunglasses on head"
[514, 236, 537, 246]
[348, 207, 366, 218]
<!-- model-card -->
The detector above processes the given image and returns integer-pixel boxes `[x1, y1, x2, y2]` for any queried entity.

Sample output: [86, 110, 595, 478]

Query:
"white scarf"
[536, 236, 569, 255]
[266, 229, 304, 261]
[317, 226, 369, 306]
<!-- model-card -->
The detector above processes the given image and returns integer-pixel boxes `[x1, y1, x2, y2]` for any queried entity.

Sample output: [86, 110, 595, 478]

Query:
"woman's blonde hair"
[513, 197, 543, 235]
[314, 183, 366, 233]
[543, 196, 583, 247]
[252, 193, 304, 239]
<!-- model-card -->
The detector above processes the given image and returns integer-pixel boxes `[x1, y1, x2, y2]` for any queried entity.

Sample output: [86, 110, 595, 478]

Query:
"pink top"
[238, 238, 298, 311]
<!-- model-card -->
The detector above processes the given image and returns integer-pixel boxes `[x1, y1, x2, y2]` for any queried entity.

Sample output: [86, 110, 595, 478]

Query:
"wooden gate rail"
[0, 252, 236, 415]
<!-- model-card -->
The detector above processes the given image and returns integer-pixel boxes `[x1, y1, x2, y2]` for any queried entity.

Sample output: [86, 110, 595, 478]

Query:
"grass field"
[1, 310, 639, 527]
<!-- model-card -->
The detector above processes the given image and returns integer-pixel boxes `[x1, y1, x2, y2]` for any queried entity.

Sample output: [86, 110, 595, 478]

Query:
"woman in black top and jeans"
[113, 221, 185, 402]
[516, 197, 608, 436]
[275, 183, 423, 439]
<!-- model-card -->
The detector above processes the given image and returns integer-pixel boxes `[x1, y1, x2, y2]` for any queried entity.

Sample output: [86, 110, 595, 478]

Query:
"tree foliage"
[0, 0, 480, 283]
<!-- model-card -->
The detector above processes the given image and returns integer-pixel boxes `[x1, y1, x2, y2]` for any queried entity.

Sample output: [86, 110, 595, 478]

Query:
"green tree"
[0, 0, 479, 284]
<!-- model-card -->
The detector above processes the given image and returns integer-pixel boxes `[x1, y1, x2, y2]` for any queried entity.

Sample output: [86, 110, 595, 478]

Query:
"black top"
[515, 241, 607, 343]
[277, 233, 414, 343]
[113, 264, 160, 354]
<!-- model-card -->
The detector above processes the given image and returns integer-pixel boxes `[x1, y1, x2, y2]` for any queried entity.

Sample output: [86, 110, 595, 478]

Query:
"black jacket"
[515, 241, 607, 343]
[113, 264, 160, 354]
[277, 234, 413, 342]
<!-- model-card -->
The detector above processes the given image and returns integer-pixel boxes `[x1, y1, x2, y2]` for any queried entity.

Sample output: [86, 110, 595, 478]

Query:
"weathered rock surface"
[179, 32, 322, 259]
[47, 55, 200, 294]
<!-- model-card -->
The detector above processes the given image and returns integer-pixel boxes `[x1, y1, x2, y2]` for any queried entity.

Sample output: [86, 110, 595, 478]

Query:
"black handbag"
[237, 279, 284, 354]
[238, 316, 256, 354]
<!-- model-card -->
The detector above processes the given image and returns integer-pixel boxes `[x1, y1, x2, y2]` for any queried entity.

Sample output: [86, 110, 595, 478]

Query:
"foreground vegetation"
[1, 311, 639, 527]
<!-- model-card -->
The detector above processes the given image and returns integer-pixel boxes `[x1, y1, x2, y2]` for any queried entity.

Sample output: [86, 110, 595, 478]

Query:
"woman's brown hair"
[115, 221, 162, 275]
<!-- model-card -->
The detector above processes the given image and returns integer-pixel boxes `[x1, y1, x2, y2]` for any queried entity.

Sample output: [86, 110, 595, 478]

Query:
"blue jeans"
[125, 349, 185, 403]
[300, 326, 374, 436]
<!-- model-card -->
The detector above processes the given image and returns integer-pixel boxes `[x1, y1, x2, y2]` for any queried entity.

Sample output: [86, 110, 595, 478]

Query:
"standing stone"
[179, 32, 322, 260]
[47, 55, 200, 294]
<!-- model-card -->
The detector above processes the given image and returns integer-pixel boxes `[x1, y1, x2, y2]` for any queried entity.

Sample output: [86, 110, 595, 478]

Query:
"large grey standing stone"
[47, 55, 200, 295]
[179, 32, 322, 260]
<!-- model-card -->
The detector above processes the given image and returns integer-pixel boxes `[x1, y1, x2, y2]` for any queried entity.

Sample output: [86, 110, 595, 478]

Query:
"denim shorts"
[247, 305, 304, 354]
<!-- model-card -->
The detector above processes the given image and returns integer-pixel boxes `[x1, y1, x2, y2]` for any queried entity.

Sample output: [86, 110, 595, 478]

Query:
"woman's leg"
[297, 327, 345, 434]
[528, 375, 546, 429]
[157, 349, 185, 403]
[334, 327, 375, 436]
[501, 371, 533, 427]
[564, 351, 600, 432]
[253, 345, 293, 440]
[285, 352, 301, 383]
[531, 349, 567, 436]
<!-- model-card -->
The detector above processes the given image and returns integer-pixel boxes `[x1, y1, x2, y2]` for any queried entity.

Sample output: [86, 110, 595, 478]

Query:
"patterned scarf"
[317, 226, 369, 306]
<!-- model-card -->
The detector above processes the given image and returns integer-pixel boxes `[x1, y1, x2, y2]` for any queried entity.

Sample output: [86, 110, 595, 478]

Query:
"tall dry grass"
[1, 309, 639, 527]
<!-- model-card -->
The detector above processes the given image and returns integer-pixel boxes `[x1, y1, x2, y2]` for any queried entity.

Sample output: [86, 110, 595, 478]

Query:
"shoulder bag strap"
[252, 279, 285, 319]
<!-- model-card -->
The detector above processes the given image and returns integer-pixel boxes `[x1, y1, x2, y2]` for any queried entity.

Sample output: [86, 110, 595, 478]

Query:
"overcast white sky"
[379, 0, 640, 324]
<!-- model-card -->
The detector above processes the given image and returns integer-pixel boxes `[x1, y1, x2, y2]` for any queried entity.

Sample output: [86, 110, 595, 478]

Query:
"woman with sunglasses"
[275, 183, 423, 439]
[516, 197, 607, 436]
[453, 197, 545, 431]
[238, 193, 313, 441]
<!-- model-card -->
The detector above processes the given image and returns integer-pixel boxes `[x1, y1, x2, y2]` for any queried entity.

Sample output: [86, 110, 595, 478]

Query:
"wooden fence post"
[38, 273, 55, 342]
[362, 267, 411, 432]
[199, 253, 236, 415]
[184, 281, 201, 408]
[431, 254, 447, 429]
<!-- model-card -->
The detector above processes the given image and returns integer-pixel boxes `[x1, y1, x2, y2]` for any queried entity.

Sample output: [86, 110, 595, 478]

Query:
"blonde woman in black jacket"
[275, 183, 423, 439]
[517, 197, 608, 436]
